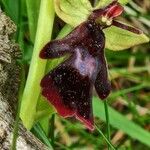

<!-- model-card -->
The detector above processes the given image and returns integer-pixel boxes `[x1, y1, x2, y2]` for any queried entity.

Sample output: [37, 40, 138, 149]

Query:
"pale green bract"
[54, 0, 149, 50]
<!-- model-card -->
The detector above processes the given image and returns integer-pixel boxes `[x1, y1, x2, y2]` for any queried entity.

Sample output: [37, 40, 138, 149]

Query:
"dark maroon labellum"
[40, 20, 111, 130]
[39, 1, 141, 130]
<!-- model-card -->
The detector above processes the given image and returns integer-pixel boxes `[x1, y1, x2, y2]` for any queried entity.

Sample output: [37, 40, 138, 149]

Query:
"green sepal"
[54, 0, 92, 27]
[104, 24, 149, 51]
[95, 0, 130, 9]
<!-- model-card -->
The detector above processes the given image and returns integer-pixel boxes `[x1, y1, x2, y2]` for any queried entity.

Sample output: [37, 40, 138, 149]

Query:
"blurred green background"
[0, 0, 150, 149]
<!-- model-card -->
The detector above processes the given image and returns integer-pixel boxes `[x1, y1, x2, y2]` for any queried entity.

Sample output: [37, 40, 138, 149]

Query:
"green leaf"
[104, 25, 149, 51]
[1, 0, 19, 24]
[31, 123, 53, 149]
[26, 0, 41, 42]
[39, 116, 51, 137]
[35, 97, 54, 121]
[95, 0, 130, 9]
[20, 0, 55, 130]
[54, 0, 92, 27]
[93, 97, 150, 147]
[119, 0, 130, 4]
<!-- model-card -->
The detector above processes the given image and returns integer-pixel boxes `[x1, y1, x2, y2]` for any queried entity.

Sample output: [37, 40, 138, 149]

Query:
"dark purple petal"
[40, 40, 71, 59]
[40, 22, 91, 59]
[112, 20, 142, 34]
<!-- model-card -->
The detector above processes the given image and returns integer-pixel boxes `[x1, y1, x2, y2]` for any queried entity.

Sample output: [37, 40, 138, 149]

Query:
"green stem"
[32, 123, 71, 150]
[50, 114, 55, 147]
[104, 100, 111, 150]
[11, 0, 24, 148]
[95, 125, 116, 150]
[15, 0, 21, 43]
[20, 0, 55, 129]
[32, 123, 53, 149]
[11, 63, 25, 150]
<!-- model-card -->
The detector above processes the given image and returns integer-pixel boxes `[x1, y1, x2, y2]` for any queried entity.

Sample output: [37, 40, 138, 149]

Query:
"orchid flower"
[39, 1, 148, 130]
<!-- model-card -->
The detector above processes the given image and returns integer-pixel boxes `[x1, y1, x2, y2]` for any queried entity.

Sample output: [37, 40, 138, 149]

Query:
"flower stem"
[104, 100, 111, 150]
[50, 114, 55, 148]
[32, 123, 53, 149]
[20, 0, 55, 129]
[11, 63, 25, 150]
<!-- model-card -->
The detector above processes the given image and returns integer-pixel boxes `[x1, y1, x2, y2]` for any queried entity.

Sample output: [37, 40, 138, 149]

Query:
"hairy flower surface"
[40, 1, 142, 130]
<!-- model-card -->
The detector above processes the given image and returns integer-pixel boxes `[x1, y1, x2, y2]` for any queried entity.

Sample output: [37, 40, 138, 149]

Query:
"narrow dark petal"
[40, 40, 71, 59]
[40, 64, 94, 130]
[112, 20, 142, 34]
[94, 56, 111, 100]
[40, 22, 90, 59]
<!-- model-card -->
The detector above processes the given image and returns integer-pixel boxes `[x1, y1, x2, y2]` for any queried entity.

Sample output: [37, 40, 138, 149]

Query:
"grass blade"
[32, 123, 53, 149]
[26, 0, 41, 42]
[104, 100, 111, 150]
[95, 125, 116, 150]
[93, 97, 150, 147]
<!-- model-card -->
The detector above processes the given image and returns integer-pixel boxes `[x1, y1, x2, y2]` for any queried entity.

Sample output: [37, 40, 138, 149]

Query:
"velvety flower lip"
[40, 19, 111, 130]
[39, 1, 142, 130]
